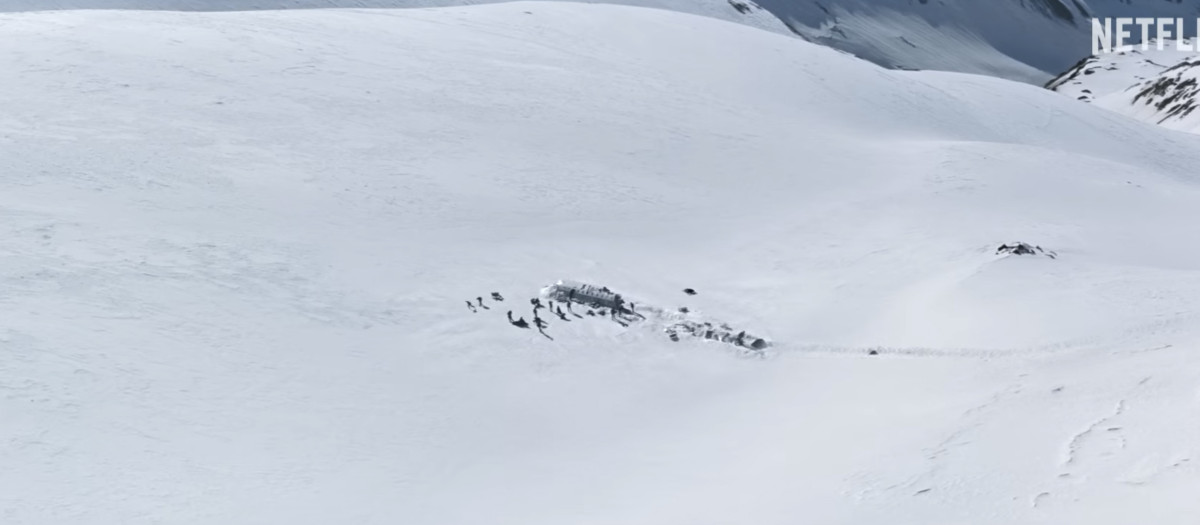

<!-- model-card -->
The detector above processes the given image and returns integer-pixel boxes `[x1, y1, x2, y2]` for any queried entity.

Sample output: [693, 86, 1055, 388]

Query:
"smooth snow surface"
[2, 3, 1199, 524]
[0, 0, 793, 36]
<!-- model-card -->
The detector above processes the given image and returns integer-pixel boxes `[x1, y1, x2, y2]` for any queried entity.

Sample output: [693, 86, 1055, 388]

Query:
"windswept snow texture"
[1049, 40, 1200, 132]
[754, 0, 1200, 83]
[3, 3, 1200, 524]
[0, 0, 792, 36]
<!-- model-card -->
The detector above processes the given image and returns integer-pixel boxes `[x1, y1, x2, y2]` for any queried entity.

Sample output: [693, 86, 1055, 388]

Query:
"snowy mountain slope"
[753, 0, 1200, 83]
[0, 0, 792, 36]
[2, 3, 1200, 524]
[1048, 41, 1200, 132]
[11, 0, 1200, 83]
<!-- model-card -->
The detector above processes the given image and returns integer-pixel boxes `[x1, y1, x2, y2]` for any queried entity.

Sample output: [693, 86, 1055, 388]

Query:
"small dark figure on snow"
[491, 292, 504, 301]
[534, 315, 548, 330]
[476, 297, 489, 309]
[564, 300, 580, 317]
[466, 301, 477, 312]
[735, 331, 746, 346]
[508, 311, 529, 329]
[683, 288, 697, 296]
[628, 301, 645, 319]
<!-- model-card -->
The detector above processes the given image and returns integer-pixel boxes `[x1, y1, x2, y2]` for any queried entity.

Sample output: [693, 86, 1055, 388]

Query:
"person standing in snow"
[508, 311, 529, 328]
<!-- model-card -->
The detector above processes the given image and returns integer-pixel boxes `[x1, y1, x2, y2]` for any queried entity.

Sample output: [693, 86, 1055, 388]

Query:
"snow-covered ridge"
[4, 2, 1200, 523]
[753, 0, 1200, 83]
[1048, 40, 1200, 132]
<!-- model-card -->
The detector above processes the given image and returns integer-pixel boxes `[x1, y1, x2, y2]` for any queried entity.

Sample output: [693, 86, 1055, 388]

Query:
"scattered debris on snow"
[540, 280, 770, 355]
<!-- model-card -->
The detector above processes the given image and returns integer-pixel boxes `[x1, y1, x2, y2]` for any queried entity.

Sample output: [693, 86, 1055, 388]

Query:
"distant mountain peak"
[750, 0, 1200, 83]
[1048, 40, 1200, 132]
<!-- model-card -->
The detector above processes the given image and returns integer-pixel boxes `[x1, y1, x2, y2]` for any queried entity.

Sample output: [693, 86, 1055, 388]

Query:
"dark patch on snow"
[543, 280, 770, 355]
[997, 242, 1057, 259]
[727, 0, 754, 15]
[1130, 63, 1200, 124]
[1024, 0, 1076, 23]
[1045, 55, 1098, 90]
